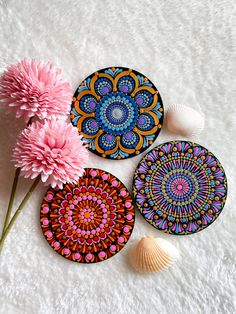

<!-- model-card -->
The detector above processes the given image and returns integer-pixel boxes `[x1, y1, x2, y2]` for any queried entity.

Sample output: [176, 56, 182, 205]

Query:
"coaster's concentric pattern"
[40, 168, 135, 263]
[133, 141, 227, 235]
[70, 67, 164, 159]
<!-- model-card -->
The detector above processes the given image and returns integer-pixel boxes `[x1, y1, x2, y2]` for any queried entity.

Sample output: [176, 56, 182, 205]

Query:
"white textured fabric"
[0, 1, 235, 313]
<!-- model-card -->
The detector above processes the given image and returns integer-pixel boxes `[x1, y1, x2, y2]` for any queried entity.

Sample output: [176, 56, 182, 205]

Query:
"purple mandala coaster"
[133, 141, 228, 235]
[70, 67, 164, 160]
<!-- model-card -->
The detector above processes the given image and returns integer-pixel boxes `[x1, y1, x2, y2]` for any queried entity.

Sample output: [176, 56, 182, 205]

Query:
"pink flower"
[0, 59, 72, 121]
[13, 120, 88, 188]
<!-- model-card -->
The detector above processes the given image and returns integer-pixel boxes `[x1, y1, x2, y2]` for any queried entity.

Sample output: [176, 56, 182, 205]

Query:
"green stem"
[0, 176, 41, 255]
[1, 117, 33, 238]
[1, 168, 21, 237]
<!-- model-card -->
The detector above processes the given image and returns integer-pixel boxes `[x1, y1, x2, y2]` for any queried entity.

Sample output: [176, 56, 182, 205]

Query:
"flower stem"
[1, 117, 33, 238]
[0, 176, 41, 255]
[1, 168, 21, 237]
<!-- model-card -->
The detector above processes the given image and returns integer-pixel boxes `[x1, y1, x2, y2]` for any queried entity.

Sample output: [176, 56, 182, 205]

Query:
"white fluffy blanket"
[0, 1, 235, 313]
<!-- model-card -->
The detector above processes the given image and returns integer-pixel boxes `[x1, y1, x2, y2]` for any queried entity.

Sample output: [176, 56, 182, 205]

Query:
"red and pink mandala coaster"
[40, 168, 135, 263]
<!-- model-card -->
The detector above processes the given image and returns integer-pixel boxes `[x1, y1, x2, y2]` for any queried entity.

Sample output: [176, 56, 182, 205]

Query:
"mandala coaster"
[40, 168, 135, 263]
[133, 141, 227, 235]
[70, 67, 164, 160]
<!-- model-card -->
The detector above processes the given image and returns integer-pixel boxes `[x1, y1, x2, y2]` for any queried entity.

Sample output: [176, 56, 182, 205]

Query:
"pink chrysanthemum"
[0, 59, 72, 121]
[13, 120, 88, 188]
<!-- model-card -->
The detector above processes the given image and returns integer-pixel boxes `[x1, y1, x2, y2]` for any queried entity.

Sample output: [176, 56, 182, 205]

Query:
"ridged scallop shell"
[166, 104, 204, 138]
[130, 236, 179, 273]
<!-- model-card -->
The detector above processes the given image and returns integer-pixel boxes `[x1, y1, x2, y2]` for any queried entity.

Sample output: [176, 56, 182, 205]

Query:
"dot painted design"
[133, 141, 227, 235]
[40, 168, 135, 263]
[70, 67, 164, 159]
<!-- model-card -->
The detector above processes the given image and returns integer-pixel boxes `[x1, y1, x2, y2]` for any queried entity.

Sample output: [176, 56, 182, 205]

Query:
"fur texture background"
[0, 1, 235, 313]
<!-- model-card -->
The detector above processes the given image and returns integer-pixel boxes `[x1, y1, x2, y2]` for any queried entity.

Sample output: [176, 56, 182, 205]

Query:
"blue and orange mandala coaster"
[70, 67, 164, 159]
[133, 141, 228, 235]
[40, 168, 135, 263]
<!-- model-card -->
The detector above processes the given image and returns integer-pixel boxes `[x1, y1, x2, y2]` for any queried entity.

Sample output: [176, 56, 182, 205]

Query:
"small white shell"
[129, 236, 179, 273]
[166, 104, 204, 138]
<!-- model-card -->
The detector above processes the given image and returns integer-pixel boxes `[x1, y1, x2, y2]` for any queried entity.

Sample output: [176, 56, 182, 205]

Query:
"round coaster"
[70, 67, 164, 159]
[133, 141, 227, 235]
[40, 168, 135, 263]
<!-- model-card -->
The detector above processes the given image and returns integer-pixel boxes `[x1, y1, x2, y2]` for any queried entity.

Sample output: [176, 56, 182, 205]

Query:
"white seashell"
[166, 104, 204, 138]
[130, 236, 179, 273]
